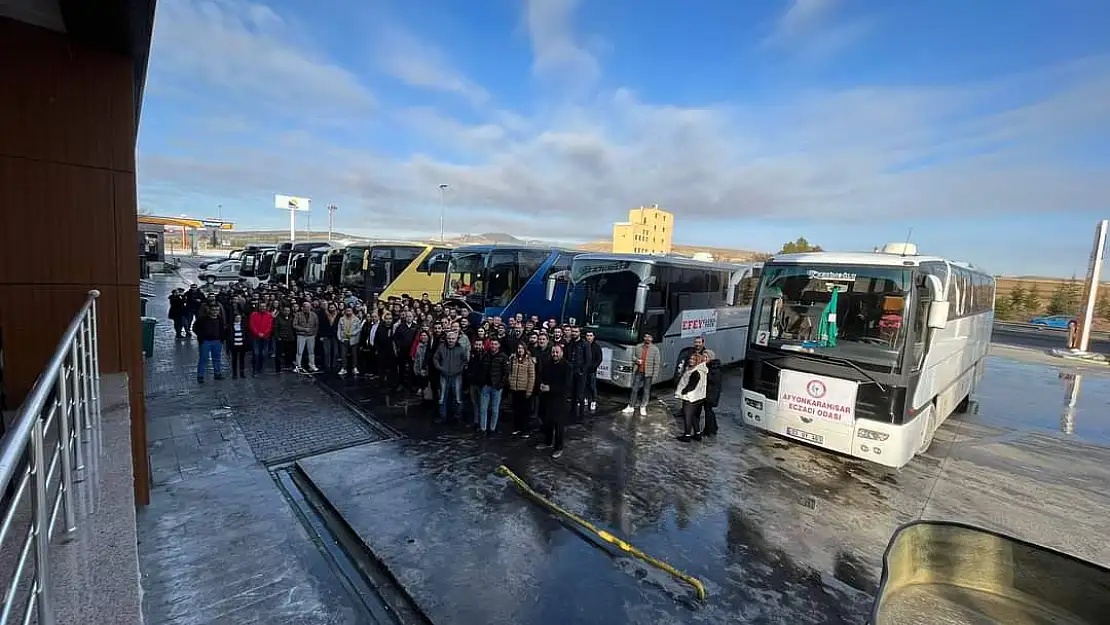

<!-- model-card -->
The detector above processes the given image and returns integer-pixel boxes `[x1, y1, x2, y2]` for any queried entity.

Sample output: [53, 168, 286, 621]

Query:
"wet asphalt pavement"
[155, 258, 1110, 624]
[301, 352, 1110, 625]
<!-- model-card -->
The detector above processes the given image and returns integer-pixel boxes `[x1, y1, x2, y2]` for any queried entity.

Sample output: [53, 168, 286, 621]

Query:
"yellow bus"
[340, 242, 452, 301]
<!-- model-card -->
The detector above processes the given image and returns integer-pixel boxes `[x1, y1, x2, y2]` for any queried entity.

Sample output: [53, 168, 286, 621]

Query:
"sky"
[137, 0, 1110, 277]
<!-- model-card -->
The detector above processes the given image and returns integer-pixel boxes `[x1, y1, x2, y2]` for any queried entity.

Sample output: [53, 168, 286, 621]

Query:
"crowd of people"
[167, 278, 726, 457]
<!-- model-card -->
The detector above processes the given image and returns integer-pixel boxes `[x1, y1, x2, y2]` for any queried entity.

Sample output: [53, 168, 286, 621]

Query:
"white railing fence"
[0, 290, 101, 625]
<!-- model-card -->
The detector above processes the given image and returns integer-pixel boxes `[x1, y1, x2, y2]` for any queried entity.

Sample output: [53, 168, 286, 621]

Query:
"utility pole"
[438, 183, 449, 243]
[306, 212, 312, 238]
[327, 203, 338, 241]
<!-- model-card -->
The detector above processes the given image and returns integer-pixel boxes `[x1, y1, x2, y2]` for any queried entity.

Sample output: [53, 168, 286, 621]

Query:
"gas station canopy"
[138, 215, 234, 230]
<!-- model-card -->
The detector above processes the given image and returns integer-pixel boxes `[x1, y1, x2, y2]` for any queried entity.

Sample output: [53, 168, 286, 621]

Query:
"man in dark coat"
[703, 358, 723, 436]
[537, 343, 573, 459]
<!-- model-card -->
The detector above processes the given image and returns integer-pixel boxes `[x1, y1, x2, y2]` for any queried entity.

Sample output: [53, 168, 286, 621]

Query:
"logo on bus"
[806, 380, 827, 399]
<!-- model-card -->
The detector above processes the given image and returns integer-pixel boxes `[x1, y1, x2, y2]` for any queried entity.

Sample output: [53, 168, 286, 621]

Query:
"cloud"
[138, 1, 1110, 257]
[762, 0, 871, 61]
[521, 0, 601, 88]
[148, 0, 374, 120]
[374, 27, 489, 106]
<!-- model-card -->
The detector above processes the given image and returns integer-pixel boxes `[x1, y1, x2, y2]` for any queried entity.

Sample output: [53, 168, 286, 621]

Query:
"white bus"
[562, 253, 761, 388]
[740, 243, 994, 468]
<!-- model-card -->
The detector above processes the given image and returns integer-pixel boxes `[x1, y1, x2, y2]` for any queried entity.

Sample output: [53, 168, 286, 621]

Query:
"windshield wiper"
[752, 351, 887, 392]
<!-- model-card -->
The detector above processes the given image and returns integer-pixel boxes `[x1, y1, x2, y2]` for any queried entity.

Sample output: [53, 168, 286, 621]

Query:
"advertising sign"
[596, 347, 613, 381]
[777, 370, 858, 425]
[680, 309, 718, 338]
[274, 194, 311, 211]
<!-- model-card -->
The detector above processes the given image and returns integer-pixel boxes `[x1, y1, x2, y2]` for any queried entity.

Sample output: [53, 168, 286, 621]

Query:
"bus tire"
[955, 393, 971, 414]
[917, 408, 936, 454]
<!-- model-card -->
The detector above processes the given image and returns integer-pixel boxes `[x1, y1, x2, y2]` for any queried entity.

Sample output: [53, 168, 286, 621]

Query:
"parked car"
[198, 260, 242, 285]
[1028, 314, 1075, 329]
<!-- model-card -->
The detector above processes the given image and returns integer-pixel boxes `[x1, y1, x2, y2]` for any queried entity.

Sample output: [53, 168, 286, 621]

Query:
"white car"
[198, 260, 242, 285]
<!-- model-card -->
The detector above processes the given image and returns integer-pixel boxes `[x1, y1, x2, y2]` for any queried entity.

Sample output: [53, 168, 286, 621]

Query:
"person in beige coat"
[622, 333, 662, 416]
[508, 343, 536, 436]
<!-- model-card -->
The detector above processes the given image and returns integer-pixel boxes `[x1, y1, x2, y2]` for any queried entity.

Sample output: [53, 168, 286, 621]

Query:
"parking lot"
[304, 347, 1110, 624]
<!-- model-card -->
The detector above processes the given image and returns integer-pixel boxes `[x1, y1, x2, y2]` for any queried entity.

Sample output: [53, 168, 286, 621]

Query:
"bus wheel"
[917, 408, 936, 454]
[955, 394, 971, 414]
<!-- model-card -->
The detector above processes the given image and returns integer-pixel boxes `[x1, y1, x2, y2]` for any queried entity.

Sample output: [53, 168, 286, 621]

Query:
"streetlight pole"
[438, 184, 449, 243]
[327, 203, 337, 242]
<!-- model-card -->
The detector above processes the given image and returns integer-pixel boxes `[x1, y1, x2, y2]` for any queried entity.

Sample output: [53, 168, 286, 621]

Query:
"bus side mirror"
[634, 283, 649, 314]
[545, 276, 557, 302]
[927, 301, 949, 330]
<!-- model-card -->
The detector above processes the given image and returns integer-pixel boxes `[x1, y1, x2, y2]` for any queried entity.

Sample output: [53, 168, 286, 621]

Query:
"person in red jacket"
[249, 307, 274, 375]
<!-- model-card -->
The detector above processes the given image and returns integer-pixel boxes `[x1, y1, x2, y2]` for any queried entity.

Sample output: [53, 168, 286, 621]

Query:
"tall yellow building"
[612, 204, 674, 254]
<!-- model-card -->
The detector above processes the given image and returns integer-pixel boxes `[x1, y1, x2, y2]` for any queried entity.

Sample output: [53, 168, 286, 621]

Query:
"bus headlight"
[857, 428, 889, 442]
[744, 397, 764, 410]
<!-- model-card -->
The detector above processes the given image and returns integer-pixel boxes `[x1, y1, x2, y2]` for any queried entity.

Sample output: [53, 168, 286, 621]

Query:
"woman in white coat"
[675, 352, 709, 441]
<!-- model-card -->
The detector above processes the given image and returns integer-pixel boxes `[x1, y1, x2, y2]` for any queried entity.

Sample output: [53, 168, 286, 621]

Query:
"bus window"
[487, 251, 519, 307]
[517, 250, 548, 286]
[417, 247, 451, 273]
[390, 246, 421, 282]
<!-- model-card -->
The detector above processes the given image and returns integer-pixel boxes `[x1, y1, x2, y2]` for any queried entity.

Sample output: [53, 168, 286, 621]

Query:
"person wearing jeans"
[478, 339, 510, 435]
[192, 305, 225, 383]
[336, 307, 363, 376]
[432, 331, 468, 424]
[292, 302, 319, 373]
[248, 306, 273, 375]
[623, 333, 662, 416]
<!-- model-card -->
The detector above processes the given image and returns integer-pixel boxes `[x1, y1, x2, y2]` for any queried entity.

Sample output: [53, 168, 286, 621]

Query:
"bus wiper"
[756, 351, 886, 391]
[813, 354, 887, 392]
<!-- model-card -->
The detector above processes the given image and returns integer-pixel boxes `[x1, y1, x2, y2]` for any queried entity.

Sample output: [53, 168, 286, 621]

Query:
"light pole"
[327, 203, 338, 241]
[438, 183, 449, 243]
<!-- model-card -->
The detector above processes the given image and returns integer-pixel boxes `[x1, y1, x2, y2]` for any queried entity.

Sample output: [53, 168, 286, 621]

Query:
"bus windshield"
[446, 251, 487, 308]
[752, 264, 912, 370]
[341, 247, 367, 289]
[239, 251, 258, 277]
[571, 259, 653, 344]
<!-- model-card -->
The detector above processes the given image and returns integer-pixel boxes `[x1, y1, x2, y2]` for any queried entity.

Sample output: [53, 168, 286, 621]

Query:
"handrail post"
[56, 355, 77, 538]
[78, 320, 92, 434]
[89, 291, 101, 419]
[69, 339, 86, 476]
[31, 416, 56, 625]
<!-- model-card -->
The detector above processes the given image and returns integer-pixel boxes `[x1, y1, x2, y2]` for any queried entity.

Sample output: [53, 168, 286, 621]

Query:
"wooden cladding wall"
[0, 18, 149, 504]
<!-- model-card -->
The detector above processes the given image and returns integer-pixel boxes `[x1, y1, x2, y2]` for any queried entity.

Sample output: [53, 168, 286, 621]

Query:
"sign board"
[201, 220, 224, 229]
[275, 194, 311, 211]
[680, 309, 718, 338]
[777, 370, 858, 425]
[596, 347, 613, 381]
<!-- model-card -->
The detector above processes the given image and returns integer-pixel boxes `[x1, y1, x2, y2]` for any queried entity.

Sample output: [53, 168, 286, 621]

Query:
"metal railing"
[0, 290, 101, 625]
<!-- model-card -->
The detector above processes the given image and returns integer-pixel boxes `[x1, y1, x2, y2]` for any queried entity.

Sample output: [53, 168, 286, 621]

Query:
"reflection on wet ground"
[971, 357, 1110, 444]
[301, 353, 1110, 625]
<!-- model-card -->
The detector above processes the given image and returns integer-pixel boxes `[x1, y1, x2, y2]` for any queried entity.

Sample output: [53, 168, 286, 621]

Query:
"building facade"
[612, 204, 673, 254]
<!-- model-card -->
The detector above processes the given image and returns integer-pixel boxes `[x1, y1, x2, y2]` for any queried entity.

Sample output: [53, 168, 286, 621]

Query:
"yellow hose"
[496, 464, 708, 602]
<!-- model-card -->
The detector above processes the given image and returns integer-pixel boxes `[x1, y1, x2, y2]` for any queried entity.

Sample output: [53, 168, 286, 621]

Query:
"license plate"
[786, 427, 824, 445]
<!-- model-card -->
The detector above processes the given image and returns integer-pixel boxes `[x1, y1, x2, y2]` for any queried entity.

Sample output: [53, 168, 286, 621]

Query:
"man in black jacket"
[537, 343, 573, 458]
[531, 333, 552, 430]
[168, 289, 186, 338]
[478, 339, 511, 436]
[193, 304, 226, 383]
[183, 284, 205, 337]
[578, 330, 604, 414]
[703, 358, 723, 436]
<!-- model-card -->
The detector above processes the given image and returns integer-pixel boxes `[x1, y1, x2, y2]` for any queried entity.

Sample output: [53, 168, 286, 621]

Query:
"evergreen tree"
[1008, 284, 1026, 311]
[993, 294, 1014, 320]
[1047, 283, 1069, 316]
[1061, 276, 1082, 314]
[779, 237, 823, 254]
[1024, 286, 1042, 315]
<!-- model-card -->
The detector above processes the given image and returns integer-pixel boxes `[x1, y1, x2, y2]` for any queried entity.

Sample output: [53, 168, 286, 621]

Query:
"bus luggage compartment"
[871, 520, 1110, 625]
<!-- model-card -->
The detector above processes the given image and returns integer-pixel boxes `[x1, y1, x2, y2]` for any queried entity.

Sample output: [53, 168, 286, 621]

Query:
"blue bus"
[441, 245, 580, 324]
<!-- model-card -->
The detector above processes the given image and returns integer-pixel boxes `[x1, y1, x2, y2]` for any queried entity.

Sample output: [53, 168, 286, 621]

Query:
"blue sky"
[138, 0, 1110, 277]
